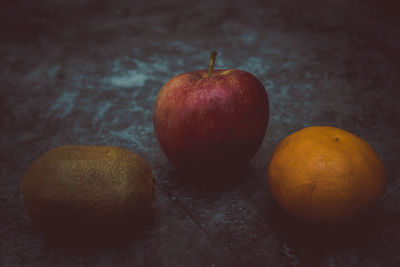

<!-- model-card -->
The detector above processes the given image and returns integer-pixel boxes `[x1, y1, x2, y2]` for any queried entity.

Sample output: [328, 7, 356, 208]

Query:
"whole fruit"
[268, 126, 386, 225]
[153, 51, 269, 170]
[21, 145, 155, 228]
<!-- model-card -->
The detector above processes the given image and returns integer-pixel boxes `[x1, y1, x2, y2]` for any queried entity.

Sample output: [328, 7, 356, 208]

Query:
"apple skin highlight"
[153, 69, 269, 171]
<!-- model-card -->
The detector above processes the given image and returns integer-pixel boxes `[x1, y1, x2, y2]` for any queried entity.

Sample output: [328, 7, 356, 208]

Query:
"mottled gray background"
[1, 0, 400, 266]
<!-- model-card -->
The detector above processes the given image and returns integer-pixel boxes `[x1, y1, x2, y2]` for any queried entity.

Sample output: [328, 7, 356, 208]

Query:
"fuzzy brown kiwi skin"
[21, 145, 156, 230]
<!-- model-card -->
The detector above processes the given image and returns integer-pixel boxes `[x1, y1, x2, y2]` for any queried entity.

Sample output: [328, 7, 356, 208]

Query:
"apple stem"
[208, 51, 217, 78]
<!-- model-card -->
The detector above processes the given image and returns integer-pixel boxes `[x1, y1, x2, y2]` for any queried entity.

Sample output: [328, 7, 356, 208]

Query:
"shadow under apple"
[166, 163, 259, 195]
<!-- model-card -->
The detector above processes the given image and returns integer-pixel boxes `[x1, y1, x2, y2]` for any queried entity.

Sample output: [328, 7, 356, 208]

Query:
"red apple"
[153, 52, 269, 171]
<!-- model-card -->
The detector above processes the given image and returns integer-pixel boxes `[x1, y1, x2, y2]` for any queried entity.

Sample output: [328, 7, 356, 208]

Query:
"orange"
[267, 126, 386, 225]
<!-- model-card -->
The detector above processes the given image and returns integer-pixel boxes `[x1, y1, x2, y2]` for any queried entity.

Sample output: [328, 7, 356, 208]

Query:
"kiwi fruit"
[21, 145, 155, 231]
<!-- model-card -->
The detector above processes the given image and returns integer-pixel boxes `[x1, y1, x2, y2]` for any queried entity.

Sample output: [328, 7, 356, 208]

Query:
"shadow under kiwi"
[33, 207, 158, 252]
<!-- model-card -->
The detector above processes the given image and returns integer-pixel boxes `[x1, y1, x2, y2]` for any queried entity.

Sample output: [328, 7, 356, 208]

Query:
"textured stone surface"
[1, 0, 400, 266]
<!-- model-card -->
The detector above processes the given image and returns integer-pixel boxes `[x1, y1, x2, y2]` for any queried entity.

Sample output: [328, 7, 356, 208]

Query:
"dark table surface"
[1, 0, 400, 266]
